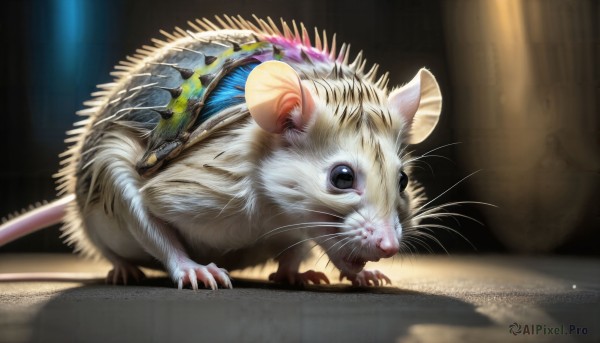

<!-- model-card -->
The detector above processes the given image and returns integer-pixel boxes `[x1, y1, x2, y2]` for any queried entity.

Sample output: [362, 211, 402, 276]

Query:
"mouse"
[0, 15, 442, 289]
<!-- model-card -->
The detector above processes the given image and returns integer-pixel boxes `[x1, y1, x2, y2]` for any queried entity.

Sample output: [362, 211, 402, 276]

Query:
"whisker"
[409, 232, 449, 255]
[406, 158, 435, 175]
[261, 202, 333, 221]
[316, 236, 353, 265]
[336, 235, 357, 254]
[324, 234, 359, 270]
[257, 224, 340, 240]
[404, 223, 476, 250]
[404, 153, 456, 167]
[401, 240, 418, 256]
[346, 245, 359, 264]
[398, 146, 414, 161]
[350, 244, 363, 263]
[408, 164, 429, 173]
[405, 236, 436, 254]
[411, 170, 482, 218]
[216, 195, 241, 218]
[322, 233, 354, 246]
[412, 212, 484, 226]
[414, 200, 497, 217]
[397, 246, 415, 267]
[409, 201, 496, 231]
[270, 204, 346, 221]
[257, 223, 343, 242]
[406, 142, 462, 162]
[262, 208, 295, 222]
[315, 245, 330, 267]
[274, 232, 348, 258]
[301, 208, 345, 220]
[322, 233, 357, 264]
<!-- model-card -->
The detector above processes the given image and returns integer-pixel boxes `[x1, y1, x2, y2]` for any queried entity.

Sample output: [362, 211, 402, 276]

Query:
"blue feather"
[199, 62, 260, 122]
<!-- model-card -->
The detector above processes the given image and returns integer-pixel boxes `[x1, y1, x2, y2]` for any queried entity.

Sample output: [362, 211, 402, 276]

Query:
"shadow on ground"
[27, 277, 492, 343]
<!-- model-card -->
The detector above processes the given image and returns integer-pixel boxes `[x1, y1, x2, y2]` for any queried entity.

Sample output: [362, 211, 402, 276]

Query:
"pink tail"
[0, 194, 75, 246]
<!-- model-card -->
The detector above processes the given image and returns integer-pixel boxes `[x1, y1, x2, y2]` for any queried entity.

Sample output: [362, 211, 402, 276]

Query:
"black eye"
[399, 171, 409, 192]
[330, 165, 354, 189]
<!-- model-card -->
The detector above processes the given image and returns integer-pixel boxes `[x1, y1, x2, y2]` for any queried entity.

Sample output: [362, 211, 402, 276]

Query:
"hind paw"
[106, 264, 146, 285]
[269, 269, 330, 285]
[171, 260, 232, 290]
[340, 269, 391, 287]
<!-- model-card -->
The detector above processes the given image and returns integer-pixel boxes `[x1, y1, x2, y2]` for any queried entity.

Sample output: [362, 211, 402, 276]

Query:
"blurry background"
[0, 0, 598, 254]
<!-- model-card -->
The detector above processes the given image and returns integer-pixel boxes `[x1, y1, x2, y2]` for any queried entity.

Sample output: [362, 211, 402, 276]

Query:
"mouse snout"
[376, 229, 400, 257]
[352, 209, 400, 258]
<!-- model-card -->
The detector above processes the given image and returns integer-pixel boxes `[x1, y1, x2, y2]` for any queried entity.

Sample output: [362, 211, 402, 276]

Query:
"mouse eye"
[399, 171, 409, 192]
[330, 165, 354, 189]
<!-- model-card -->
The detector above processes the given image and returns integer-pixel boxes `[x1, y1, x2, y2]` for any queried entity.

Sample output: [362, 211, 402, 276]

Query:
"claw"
[269, 269, 330, 285]
[188, 269, 198, 290]
[171, 259, 232, 290]
[106, 263, 146, 285]
[371, 277, 380, 287]
[207, 263, 232, 289]
[340, 269, 392, 287]
[305, 270, 330, 284]
[376, 270, 392, 285]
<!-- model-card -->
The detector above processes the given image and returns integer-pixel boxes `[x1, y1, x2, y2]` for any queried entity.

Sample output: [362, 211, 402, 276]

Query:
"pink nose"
[377, 237, 399, 257]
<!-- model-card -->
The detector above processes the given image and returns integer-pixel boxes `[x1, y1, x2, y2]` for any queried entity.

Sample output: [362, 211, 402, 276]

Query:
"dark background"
[0, 0, 597, 254]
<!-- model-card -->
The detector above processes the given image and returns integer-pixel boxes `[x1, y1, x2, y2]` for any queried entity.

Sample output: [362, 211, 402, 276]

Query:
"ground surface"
[0, 254, 598, 343]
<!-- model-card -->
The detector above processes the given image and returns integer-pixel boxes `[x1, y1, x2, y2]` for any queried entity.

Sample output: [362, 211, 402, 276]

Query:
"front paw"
[170, 260, 232, 290]
[340, 269, 391, 287]
[269, 270, 330, 285]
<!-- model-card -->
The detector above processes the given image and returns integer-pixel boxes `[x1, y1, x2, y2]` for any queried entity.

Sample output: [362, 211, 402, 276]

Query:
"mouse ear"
[388, 68, 442, 144]
[245, 61, 315, 133]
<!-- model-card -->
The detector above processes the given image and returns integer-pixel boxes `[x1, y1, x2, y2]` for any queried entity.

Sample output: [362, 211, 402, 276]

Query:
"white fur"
[55, 21, 441, 287]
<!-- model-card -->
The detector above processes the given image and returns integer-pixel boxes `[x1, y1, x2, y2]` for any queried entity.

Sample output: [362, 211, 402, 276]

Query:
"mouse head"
[246, 61, 441, 274]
